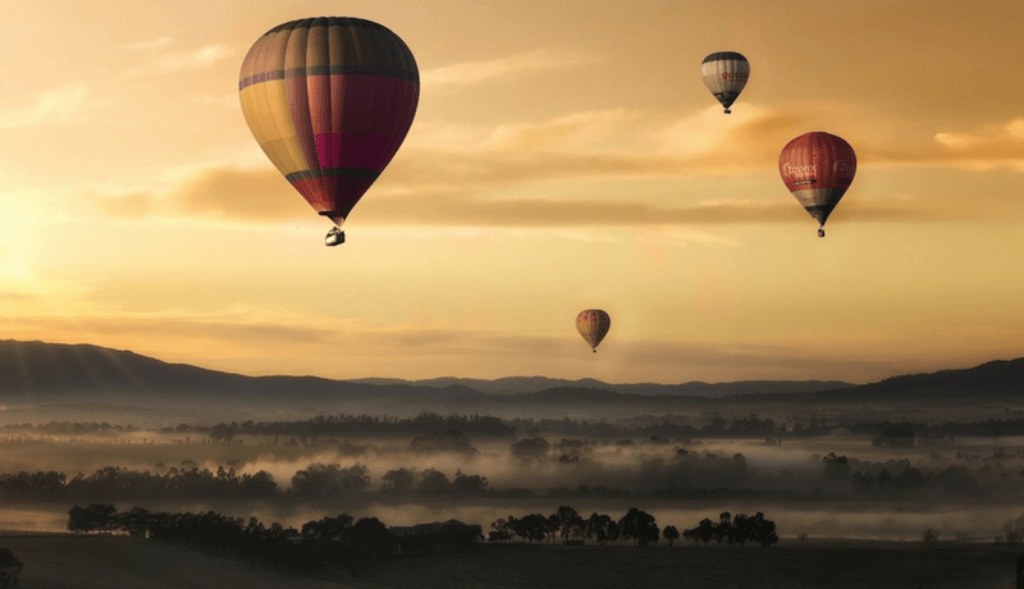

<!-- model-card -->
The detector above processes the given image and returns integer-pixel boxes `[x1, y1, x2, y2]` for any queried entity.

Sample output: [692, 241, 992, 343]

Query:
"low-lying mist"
[3, 404, 1024, 544]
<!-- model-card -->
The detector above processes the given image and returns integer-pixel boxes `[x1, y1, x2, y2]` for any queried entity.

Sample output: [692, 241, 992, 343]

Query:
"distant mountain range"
[346, 376, 855, 398]
[1, 340, 1022, 412]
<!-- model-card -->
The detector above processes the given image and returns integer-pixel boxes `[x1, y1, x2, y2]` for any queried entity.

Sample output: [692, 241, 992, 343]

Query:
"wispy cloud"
[119, 44, 230, 78]
[928, 118, 1024, 170]
[421, 50, 583, 88]
[119, 37, 175, 51]
[81, 165, 310, 223]
[77, 104, 1011, 227]
[0, 83, 93, 128]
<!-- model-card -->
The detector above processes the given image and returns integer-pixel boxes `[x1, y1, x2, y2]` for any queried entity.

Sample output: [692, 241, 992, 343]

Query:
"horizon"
[6, 337, 1023, 388]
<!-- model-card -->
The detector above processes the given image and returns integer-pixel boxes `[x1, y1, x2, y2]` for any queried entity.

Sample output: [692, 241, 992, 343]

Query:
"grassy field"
[358, 540, 1022, 589]
[0, 533, 1019, 589]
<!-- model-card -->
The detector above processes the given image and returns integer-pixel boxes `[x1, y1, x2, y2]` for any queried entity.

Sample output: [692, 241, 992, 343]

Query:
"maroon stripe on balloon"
[289, 177, 330, 212]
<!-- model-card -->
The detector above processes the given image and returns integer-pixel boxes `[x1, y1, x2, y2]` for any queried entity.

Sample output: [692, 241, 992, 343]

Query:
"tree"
[586, 513, 613, 545]
[67, 503, 119, 534]
[662, 525, 680, 547]
[636, 511, 660, 546]
[409, 429, 477, 454]
[555, 506, 584, 541]
[514, 514, 548, 543]
[618, 508, 641, 545]
[119, 506, 153, 537]
[418, 469, 452, 494]
[453, 470, 489, 496]
[301, 513, 353, 541]
[0, 548, 22, 589]
[381, 468, 416, 494]
[346, 517, 394, 565]
[716, 512, 734, 546]
[822, 452, 850, 481]
[488, 518, 513, 543]
[291, 463, 369, 496]
[511, 437, 550, 460]
[750, 512, 779, 547]
[696, 518, 716, 546]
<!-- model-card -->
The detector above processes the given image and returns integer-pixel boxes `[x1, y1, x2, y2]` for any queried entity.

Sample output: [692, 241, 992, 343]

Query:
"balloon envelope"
[239, 17, 419, 228]
[701, 52, 749, 114]
[778, 131, 857, 232]
[576, 309, 611, 352]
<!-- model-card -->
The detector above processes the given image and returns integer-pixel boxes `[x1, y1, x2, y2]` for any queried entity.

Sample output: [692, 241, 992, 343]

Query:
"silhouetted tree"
[453, 470, 489, 496]
[555, 506, 585, 541]
[510, 437, 550, 460]
[291, 463, 369, 496]
[0, 548, 22, 588]
[586, 512, 613, 545]
[663, 525, 680, 547]
[409, 429, 478, 454]
[418, 469, 452, 494]
[822, 452, 850, 481]
[380, 468, 416, 494]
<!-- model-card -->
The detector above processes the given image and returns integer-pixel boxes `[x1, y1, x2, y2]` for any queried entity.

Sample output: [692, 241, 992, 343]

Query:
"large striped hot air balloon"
[701, 52, 749, 114]
[239, 17, 419, 246]
[576, 310, 611, 353]
[779, 132, 857, 238]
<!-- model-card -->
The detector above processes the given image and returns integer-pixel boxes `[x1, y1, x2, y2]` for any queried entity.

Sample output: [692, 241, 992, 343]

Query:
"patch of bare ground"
[358, 540, 1020, 589]
[0, 532, 382, 589]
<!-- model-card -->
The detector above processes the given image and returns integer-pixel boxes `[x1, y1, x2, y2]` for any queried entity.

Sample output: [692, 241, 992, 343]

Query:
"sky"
[1, 0, 1023, 385]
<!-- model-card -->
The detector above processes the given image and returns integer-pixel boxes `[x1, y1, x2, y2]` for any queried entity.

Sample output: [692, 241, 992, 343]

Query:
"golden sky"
[1, 0, 1023, 384]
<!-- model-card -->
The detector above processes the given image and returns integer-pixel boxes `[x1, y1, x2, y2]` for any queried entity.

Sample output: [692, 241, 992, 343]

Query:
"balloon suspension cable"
[817, 227, 825, 238]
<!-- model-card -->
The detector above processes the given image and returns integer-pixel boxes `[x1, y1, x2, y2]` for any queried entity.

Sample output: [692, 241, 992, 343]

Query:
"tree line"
[487, 506, 778, 548]
[66, 504, 481, 572]
[5, 415, 1024, 442]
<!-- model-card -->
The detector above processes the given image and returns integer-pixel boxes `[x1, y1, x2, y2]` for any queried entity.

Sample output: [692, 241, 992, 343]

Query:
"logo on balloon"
[833, 160, 856, 175]
[782, 163, 817, 177]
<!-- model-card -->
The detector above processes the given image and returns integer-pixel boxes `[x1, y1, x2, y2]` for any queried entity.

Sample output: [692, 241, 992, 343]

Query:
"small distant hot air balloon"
[576, 310, 611, 353]
[239, 17, 419, 246]
[701, 52, 749, 114]
[778, 132, 857, 238]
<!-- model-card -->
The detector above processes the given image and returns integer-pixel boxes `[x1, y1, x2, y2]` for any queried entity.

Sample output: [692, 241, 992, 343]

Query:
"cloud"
[119, 44, 230, 78]
[82, 166, 310, 223]
[85, 165, 943, 227]
[420, 50, 583, 89]
[119, 37, 175, 51]
[77, 104, 999, 227]
[926, 118, 1024, 170]
[0, 83, 93, 128]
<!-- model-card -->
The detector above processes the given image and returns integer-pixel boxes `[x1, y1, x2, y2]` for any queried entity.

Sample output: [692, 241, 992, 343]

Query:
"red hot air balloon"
[778, 132, 857, 238]
[239, 17, 419, 246]
[576, 310, 611, 353]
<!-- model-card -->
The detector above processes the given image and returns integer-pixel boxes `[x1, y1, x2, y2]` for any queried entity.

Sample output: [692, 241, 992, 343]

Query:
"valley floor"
[0, 533, 1019, 589]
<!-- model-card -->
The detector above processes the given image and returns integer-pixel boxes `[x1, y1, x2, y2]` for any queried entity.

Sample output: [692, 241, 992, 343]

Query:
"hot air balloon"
[576, 309, 611, 353]
[778, 132, 857, 238]
[239, 17, 419, 246]
[701, 52, 749, 114]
